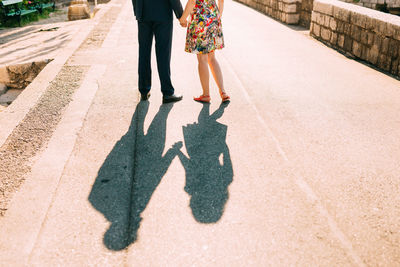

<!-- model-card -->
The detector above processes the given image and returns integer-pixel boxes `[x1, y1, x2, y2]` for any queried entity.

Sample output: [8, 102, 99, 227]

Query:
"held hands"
[179, 16, 188, 27]
[172, 141, 183, 150]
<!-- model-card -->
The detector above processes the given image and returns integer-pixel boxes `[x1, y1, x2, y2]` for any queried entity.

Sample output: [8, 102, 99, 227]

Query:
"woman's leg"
[207, 52, 226, 95]
[197, 54, 210, 96]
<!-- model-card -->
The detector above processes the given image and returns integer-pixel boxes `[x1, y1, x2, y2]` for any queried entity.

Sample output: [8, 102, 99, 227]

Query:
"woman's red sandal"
[220, 92, 230, 103]
[194, 95, 211, 103]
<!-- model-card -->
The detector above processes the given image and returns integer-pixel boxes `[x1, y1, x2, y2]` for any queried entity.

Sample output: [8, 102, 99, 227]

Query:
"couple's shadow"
[89, 101, 233, 251]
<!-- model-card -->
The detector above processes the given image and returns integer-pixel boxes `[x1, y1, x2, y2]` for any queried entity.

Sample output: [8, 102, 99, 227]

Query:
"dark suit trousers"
[138, 21, 174, 96]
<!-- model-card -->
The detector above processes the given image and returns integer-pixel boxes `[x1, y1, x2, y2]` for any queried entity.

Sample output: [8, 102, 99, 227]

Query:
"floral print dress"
[185, 0, 224, 54]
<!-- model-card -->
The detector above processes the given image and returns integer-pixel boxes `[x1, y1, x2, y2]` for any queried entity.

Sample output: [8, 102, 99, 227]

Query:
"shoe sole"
[194, 99, 210, 103]
[162, 98, 183, 104]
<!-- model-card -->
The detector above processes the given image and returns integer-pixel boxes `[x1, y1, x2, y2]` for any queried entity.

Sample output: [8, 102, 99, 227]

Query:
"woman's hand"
[173, 141, 183, 150]
[179, 17, 188, 27]
[180, 0, 195, 27]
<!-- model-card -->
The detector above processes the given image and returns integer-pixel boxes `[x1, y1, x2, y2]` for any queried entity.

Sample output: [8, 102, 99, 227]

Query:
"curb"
[0, 64, 107, 265]
[0, 0, 134, 264]
[0, 2, 111, 148]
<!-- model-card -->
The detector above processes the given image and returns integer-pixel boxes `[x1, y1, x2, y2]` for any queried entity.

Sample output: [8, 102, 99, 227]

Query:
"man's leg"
[153, 21, 174, 96]
[138, 21, 154, 94]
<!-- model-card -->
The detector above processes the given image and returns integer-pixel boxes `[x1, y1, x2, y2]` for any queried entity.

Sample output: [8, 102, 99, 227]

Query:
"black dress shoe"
[141, 92, 150, 101]
[162, 94, 183, 104]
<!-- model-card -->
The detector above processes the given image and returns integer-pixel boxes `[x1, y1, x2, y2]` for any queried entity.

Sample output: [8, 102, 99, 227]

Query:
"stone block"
[321, 27, 332, 41]
[70, 0, 89, 7]
[324, 15, 331, 28]
[284, 3, 297, 13]
[365, 16, 377, 31]
[357, 13, 367, 29]
[390, 59, 399, 75]
[337, 20, 345, 33]
[388, 39, 399, 58]
[329, 17, 337, 31]
[317, 12, 325, 25]
[334, 6, 350, 22]
[374, 34, 383, 49]
[330, 32, 338, 45]
[344, 36, 353, 52]
[282, 0, 300, 4]
[360, 30, 368, 45]
[344, 23, 352, 35]
[381, 37, 390, 54]
[351, 25, 361, 42]
[392, 27, 400, 41]
[312, 23, 321, 37]
[376, 21, 388, 35]
[361, 45, 369, 60]
[311, 11, 318, 22]
[378, 54, 391, 71]
[352, 41, 362, 58]
[367, 31, 375, 46]
[269, 7, 274, 14]
[368, 45, 380, 64]
[68, 4, 90, 21]
[338, 34, 345, 48]
[313, 0, 334, 16]
[310, 22, 314, 33]
[386, 24, 395, 38]
[286, 13, 300, 24]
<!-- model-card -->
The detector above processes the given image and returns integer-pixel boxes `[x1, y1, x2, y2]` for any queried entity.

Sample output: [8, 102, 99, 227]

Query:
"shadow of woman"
[176, 103, 233, 223]
[89, 101, 179, 251]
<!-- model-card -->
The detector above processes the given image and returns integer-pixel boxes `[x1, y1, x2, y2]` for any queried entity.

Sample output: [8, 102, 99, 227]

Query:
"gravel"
[0, 0, 122, 217]
[0, 65, 88, 216]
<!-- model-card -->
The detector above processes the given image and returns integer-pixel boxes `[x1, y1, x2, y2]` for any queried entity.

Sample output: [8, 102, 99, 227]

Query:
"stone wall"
[235, 0, 303, 25]
[310, 0, 400, 76]
[300, 0, 314, 27]
[341, 0, 384, 10]
[340, 0, 400, 12]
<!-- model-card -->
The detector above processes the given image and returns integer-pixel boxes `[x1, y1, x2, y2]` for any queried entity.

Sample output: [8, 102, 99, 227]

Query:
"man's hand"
[179, 17, 188, 27]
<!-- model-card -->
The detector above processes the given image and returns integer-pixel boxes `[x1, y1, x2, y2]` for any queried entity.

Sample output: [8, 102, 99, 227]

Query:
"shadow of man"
[89, 101, 178, 251]
[176, 103, 233, 223]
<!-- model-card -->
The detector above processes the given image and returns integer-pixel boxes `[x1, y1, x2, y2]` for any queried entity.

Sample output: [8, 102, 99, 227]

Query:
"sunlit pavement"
[1, 0, 400, 265]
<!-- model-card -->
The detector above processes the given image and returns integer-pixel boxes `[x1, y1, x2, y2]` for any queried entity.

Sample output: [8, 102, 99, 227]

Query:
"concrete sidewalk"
[1, 0, 400, 265]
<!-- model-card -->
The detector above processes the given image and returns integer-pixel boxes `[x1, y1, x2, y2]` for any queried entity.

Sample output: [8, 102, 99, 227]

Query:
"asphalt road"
[2, 0, 400, 265]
